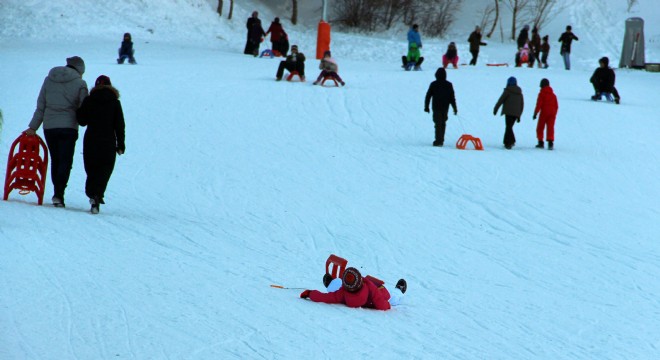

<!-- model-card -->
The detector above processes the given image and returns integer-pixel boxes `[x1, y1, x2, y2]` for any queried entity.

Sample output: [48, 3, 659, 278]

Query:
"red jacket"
[266, 23, 286, 42]
[308, 278, 391, 310]
[534, 86, 558, 118]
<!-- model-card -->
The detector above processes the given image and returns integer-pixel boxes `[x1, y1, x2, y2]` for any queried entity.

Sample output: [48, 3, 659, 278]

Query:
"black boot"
[90, 197, 100, 214]
[535, 140, 544, 149]
[395, 279, 407, 294]
[548, 140, 554, 150]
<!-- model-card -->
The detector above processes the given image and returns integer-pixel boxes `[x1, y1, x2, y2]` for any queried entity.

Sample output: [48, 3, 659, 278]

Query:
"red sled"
[486, 63, 509, 67]
[3, 131, 49, 205]
[286, 71, 305, 82]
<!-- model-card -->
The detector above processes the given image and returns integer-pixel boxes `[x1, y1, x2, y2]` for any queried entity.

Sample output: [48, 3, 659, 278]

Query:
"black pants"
[433, 112, 448, 145]
[277, 61, 305, 79]
[503, 115, 518, 147]
[469, 50, 479, 65]
[83, 143, 116, 202]
[541, 52, 548, 67]
[593, 84, 621, 100]
[401, 56, 424, 68]
[44, 128, 78, 199]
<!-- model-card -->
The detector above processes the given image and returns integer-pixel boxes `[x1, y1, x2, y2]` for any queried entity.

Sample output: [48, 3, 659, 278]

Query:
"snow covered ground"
[1, 1, 660, 359]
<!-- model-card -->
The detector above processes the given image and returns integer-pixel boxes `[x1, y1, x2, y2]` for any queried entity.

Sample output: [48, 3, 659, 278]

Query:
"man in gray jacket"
[26, 56, 88, 207]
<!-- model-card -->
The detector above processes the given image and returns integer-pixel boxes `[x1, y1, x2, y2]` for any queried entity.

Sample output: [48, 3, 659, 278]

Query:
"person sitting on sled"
[117, 33, 136, 64]
[442, 42, 459, 69]
[300, 267, 407, 310]
[401, 42, 424, 71]
[590, 56, 620, 104]
[313, 50, 345, 86]
[275, 44, 306, 81]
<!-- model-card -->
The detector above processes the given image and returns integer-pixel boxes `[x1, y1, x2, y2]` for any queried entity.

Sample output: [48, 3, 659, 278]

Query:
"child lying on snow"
[300, 267, 406, 310]
[313, 50, 345, 86]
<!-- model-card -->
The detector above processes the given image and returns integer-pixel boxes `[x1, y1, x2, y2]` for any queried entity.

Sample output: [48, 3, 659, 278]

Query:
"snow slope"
[1, 1, 660, 359]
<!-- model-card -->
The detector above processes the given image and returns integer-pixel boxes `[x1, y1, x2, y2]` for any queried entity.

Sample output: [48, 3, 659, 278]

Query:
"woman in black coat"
[76, 75, 126, 214]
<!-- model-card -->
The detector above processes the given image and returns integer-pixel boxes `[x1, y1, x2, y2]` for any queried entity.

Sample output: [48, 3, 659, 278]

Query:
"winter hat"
[274, 17, 280, 23]
[95, 75, 111, 87]
[66, 56, 85, 75]
[435, 67, 447, 81]
[523, 24, 530, 31]
[412, 24, 419, 30]
[124, 32, 132, 40]
[566, 25, 572, 31]
[323, 50, 331, 57]
[542, 35, 549, 41]
[540, 78, 550, 88]
[599, 56, 609, 66]
[507, 76, 517, 86]
[342, 267, 363, 293]
[291, 44, 298, 52]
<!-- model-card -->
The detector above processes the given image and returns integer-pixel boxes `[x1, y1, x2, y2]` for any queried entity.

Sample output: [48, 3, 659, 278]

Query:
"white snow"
[1, 0, 660, 359]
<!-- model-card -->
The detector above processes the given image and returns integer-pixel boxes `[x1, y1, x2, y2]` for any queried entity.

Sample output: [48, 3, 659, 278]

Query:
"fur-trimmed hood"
[90, 85, 120, 99]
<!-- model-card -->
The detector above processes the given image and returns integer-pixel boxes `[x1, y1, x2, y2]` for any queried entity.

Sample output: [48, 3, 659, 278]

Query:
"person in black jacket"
[424, 68, 458, 147]
[467, 26, 487, 66]
[590, 57, 621, 104]
[558, 25, 579, 70]
[244, 11, 266, 56]
[117, 33, 136, 64]
[76, 75, 126, 214]
[275, 45, 306, 81]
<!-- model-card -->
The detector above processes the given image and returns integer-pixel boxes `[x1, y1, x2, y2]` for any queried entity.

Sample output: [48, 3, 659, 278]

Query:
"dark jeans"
[469, 50, 479, 65]
[44, 128, 78, 198]
[84, 145, 116, 202]
[118, 49, 135, 64]
[433, 112, 448, 145]
[401, 56, 424, 68]
[277, 61, 305, 79]
[503, 115, 518, 147]
[541, 52, 549, 67]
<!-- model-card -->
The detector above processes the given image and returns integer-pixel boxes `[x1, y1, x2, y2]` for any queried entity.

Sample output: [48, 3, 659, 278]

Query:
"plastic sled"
[456, 134, 484, 151]
[325, 254, 348, 279]
[260, 49, 275, 58]
[486, 63, 509, 67]
[3, 131, 49, 205]
[286, 71, 304, 82]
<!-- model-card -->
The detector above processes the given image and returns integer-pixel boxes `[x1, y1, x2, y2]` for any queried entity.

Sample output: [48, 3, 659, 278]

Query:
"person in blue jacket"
[407, 24, 422, 49]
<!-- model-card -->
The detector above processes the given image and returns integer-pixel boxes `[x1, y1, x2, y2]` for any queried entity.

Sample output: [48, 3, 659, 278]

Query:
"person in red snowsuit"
[300, 267, 392, 311]
[533, 78, 558, 150]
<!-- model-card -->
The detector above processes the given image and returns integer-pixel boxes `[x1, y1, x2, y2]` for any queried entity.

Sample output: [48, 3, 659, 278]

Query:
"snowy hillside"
[1, 1, 660, 359]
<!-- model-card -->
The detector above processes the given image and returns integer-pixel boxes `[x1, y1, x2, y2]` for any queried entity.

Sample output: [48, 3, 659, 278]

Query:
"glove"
[493, 110, 497, 116]
[300, 290, 311, 299]
[424, 108, 430, 113]
[516, 118, 521, 123]
[533, 114, 537, 120]
[454, 110, 458, 115]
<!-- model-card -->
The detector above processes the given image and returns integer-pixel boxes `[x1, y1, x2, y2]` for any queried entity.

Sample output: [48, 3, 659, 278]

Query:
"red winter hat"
[95, 75, 112, 87]
[342, 267, 363, 293]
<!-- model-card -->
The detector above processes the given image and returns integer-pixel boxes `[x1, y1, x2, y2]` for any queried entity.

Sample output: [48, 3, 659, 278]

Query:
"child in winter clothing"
[265, 17, 288, 57]
[402, 42, 424, 71]
[407, 24, 422, 49]
[493, 76, 524, 149]
[76, 75, 126, 214]
[117, 33, 136, 64]
[275, 45, 306, 81]
[529, 27, 542, 68]
[424, 68, 458, 147]
[302, 267, 407, 310]
[590, 56, 621, 104]
[468, 26, 487, 66]
[533, 78, 558, 150]
[442, 42, 459, 69]
[540, 35, 550, 68]
[313, 50, 345, 86]
[515, 43, 531, 67]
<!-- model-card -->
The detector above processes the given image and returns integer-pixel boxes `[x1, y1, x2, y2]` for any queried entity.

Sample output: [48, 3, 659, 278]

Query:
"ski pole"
[270, 284, 306, 290]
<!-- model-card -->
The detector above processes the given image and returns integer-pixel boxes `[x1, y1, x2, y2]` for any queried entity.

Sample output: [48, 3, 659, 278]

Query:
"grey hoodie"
[29, 66, 89, 130]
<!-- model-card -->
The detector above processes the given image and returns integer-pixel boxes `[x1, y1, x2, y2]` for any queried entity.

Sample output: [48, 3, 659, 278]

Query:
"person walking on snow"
[442, 42, 459, 69]
[244, 11, 266, 56]
[468, 26, 487, 66]
[313, 50, 345, 86]
[25, 56, 89, 208]
[558, 25, 579, 70]
[424, 68, 457, 147]
[76, 75, 126, 214]
[533, 78, 558, 150]
[407, 24, 422, 49]
[540, 35, 550, 69]
[265, 17, 288, 57]
[590, 56, 621, 104]
[301, 267, 407, 310]
[529, 27, 542, 68]
[493, 76, 524, 150]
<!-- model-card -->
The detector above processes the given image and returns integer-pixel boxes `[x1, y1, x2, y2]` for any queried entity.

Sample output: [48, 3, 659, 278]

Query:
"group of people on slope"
[424, 67, 558, 150]
[24, 56, 126, 214]
[244, 11, 291, 57]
